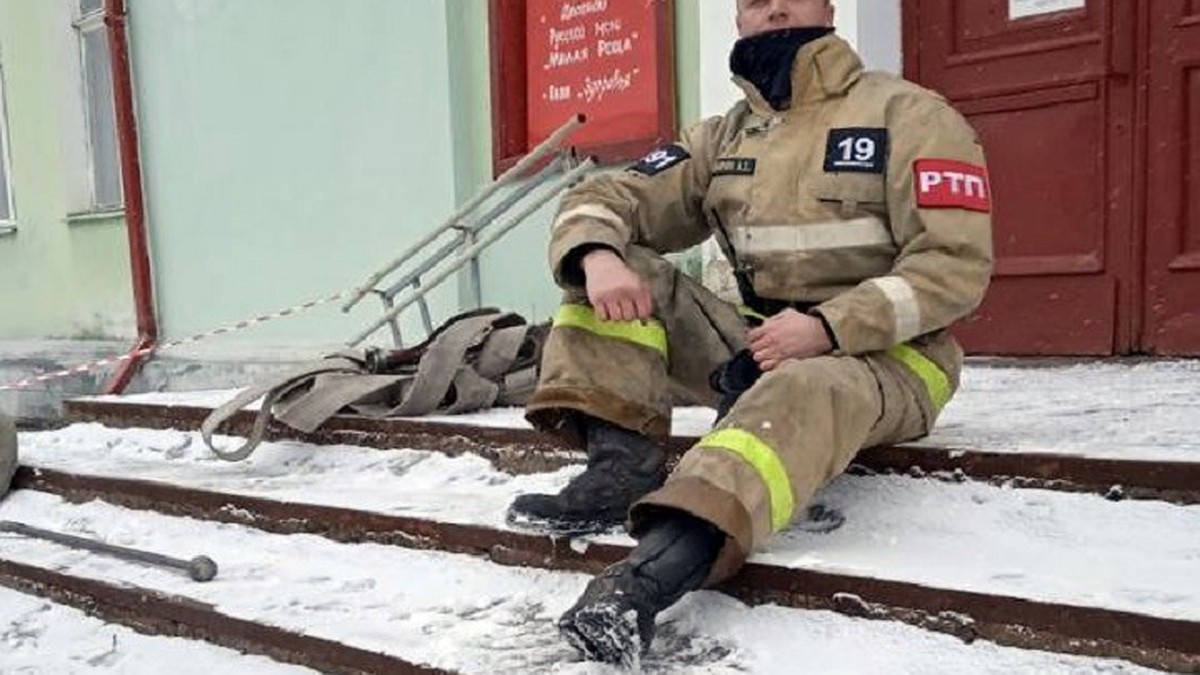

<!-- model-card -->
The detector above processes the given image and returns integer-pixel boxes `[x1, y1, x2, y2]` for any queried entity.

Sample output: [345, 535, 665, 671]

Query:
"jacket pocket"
[809, 173, 888, 217]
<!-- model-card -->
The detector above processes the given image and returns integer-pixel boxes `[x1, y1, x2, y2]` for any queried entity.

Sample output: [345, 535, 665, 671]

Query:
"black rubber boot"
[506, 418, 666, 536]
[558, 510, 726, 667]
[709, 349, 762, 422]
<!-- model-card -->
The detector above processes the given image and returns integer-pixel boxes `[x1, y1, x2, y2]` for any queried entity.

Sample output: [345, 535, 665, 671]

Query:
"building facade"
[0, 0, 1194, 416]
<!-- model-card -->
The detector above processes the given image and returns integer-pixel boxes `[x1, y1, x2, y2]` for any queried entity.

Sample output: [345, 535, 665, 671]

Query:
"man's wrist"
[810, 311, 840, 351]
[561, 244, 619, 285]
[581, 247, 623, 274]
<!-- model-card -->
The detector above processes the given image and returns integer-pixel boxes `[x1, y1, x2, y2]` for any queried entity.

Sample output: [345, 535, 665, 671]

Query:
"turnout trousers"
[526, 246, 963, 583]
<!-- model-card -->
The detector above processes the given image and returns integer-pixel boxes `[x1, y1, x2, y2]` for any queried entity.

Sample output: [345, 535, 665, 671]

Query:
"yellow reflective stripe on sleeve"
[888, 344, 952, 411]
[698, 428, 794, 532]
[554, 304, 668, 357]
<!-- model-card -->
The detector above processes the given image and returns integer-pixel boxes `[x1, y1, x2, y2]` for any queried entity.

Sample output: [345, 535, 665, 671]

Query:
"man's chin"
[739, 22, 832, 39]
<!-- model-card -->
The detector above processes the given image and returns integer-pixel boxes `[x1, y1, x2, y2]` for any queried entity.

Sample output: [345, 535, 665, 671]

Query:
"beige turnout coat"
[527, 35, 993, 580]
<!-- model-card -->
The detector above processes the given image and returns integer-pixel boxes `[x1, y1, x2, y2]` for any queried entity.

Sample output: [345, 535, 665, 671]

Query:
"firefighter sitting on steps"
[506, 0, 994, 664]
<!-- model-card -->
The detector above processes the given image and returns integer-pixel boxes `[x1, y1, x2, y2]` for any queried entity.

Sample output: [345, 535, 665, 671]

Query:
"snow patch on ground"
[17, 424, 1200, 622]
[0, 586, 316, 674]
[0, 492, 1158, 674]
[927, 360, 1200, 461]
[91, 359, 1200, 461]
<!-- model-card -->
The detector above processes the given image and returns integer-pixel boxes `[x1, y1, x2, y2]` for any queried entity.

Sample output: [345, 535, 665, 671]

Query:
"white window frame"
[72, 0, 123, 213]
[0, 55, 15, 231]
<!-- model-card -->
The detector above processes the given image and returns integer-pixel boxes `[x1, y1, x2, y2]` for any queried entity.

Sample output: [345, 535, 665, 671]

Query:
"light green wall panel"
[0, 0, 134, 340]
[128, 0, 460, 347]
[674, 0, 702, 127]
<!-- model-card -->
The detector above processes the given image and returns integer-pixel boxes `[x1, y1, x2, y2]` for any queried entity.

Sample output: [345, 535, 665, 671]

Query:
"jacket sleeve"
[548, 115, 727, 288]
[814, 95, 994, 354]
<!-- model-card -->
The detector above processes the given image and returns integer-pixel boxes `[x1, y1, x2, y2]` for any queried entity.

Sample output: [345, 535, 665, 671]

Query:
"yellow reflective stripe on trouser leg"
[888, 344, 952, 412]
[699, 428, 794, 532]
[554, 304, 668, 358]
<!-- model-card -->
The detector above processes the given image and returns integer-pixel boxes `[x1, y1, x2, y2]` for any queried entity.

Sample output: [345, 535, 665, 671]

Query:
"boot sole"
[558, 599, 642, 668]
[504, 506, 621, 538]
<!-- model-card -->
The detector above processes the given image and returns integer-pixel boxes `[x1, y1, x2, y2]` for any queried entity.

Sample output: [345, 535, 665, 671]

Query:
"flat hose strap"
[200, 356, 364, 462]
[696, 428, 795, 532]
[475, 323, 542, 407]
[274, 372, 406, 433]
[387, 312, 522, 417]
[553, 304, 668, 358]
[887, 344, 952, 412]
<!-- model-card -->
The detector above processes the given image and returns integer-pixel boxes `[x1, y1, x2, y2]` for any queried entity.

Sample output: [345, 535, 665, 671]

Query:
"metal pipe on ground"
[0, 520, 217, 582]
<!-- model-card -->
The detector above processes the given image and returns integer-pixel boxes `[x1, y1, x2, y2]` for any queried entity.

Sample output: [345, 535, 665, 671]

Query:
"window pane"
[83, 28, 122, 208]
[79, 0, 103, 16]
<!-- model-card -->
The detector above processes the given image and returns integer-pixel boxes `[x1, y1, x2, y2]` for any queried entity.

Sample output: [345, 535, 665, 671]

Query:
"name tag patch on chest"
[914, 159, 992, 212]
[629, 144, 691, 176]
[824, 128, 888, 174]
[713, 157, 757, 177]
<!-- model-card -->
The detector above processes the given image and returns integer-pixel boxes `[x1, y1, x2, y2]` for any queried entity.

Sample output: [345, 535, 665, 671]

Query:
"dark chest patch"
[824, 127, 888, 174]
[629, 144, 691, 176]
[713, 157, 757, 177]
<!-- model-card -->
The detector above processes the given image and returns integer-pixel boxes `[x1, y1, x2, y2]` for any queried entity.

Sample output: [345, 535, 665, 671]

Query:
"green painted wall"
[0, 0, 708, 347]
[128, 0, 460, 347]
[0, 0, 134, 340]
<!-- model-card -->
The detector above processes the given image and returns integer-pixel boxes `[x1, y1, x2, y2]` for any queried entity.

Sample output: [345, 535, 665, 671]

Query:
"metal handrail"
[368, 153, 572, 343]
[376, 154, 569, 304]
[341, 114, 587, 314]
[345, 156, 596, 348]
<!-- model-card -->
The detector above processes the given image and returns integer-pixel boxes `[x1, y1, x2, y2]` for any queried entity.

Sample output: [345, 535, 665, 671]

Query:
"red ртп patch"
[913, 159, 992, 212]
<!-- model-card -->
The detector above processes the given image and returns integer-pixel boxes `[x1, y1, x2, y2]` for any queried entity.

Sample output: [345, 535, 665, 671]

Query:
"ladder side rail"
[341, 115, 586, 312]
[345, 157, 596, 347]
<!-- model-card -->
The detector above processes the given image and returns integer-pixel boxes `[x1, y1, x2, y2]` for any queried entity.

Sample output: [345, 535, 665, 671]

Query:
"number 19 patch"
[824, 128, 888, 174]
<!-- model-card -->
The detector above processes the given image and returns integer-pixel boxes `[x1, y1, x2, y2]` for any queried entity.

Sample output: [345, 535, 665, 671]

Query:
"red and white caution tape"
[0, 289, 356, 392]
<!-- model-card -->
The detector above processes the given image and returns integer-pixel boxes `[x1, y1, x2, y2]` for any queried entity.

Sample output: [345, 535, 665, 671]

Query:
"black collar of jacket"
[732, 33, 864, 115]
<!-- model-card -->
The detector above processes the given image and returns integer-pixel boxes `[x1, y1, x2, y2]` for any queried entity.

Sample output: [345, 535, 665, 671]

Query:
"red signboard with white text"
[525, 0, 667, 151]
[489, 0, 675, 173]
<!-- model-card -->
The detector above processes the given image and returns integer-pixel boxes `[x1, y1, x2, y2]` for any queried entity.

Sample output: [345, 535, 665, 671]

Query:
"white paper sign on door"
[1009, 0, 1086, 20]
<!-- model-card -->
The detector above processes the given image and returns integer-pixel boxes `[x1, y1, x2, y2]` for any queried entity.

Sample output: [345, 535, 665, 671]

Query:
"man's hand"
[582, 249, 653, 321]
[747, 308, 833, 371]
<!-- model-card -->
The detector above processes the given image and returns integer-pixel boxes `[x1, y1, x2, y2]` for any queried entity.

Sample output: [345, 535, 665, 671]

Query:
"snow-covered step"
[63, 398, 1200, 504]
[18, 464, 1199, 672]
[19, 424, 1200, 623]
[14, 424, 1200, 670]
[78, 358, 1200, 463]
[0, 491, 1163, 675]
[0, 585, 317, 674]
[931, 359, 1200, 462]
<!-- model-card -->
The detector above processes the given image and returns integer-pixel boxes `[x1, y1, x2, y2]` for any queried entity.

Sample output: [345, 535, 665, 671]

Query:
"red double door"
[905, 0, 1200, 355]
